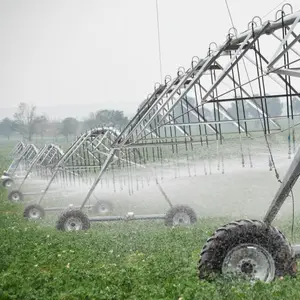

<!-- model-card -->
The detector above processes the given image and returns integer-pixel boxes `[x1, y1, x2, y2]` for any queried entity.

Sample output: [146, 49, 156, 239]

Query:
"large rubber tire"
[8, 190, 24, 202]
[56, 209, 91, 231]
[199, 219, 296, 281]
[23, 204, 45, 220]
[165, 205, 197, 226]
[2, 178, 14, 188]
[92, 200, 114, 215]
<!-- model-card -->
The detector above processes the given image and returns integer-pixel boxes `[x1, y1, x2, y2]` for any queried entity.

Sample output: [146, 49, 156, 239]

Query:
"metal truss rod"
[130, 41, 232, 144]
[202, 25, 270, 104]
[268, 14, 300, 69]
[113, 85, 168, 146]
[18, 145, 48, 189]
[273, 68, 300, 78]
[119, 78, 182, 145]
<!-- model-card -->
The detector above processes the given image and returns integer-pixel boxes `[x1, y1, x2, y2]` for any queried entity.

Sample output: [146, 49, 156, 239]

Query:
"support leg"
[264, 146, 300, 225]
[80, 149, 116, 210]
[156, 180, 173, 208]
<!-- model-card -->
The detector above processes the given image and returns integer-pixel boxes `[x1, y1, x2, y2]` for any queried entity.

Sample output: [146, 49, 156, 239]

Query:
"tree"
[96, 109, 128, 128]
[292, 97, 300, 114]
[12, 102, 40, 141]
[84, 110, 129, 130]
[267, 97, 283, 117]
[60, 117, 79, 141]
[33, 115, 48, 139]
[248, 96, 283, 117]
[227, 101, 251, 120]
[0, 118, 14, 140]
[83, 112, 97, 129]
[202, 107, 212, 119]
[226, 95, 283, 120]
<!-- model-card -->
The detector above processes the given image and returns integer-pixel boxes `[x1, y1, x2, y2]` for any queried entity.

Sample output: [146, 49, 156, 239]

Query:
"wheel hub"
[173, 212, 191, 225]
[29, 208, 41, 220]
[240, 261, 254, 274]
[12, 193, 20, 201]
[64, 217, 83, 231]
[99, 204, 109, 213]
[222, 243, 275, 282]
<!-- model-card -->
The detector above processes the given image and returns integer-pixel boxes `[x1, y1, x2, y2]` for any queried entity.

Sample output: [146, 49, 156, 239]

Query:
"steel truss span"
[76, 7, 300, 207]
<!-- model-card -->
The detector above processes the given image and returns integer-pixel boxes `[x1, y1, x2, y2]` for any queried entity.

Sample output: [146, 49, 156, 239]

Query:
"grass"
[2, 140, 300, 299]
[1, 188, 300, 300]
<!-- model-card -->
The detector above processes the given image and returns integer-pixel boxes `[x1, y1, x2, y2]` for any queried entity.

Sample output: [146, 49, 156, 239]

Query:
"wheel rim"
[29, 208, 41, 220]
[222, 243, 275, 282]
[172, 212, 191, 225]
[64, 217, 83, 231]
[11, 193, 20, 202]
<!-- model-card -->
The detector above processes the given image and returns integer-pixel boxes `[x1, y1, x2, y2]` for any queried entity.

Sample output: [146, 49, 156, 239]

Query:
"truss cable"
[223, 0, 297, 236]
[155, 0, 163, 82]
[250, 39, 282, 183]
[261, 0, 287, 19]
[224, 0, 282, 184]
[251, 18, 296, 238]
[224, 0, 249, 169]
[224, 0, 235, 29]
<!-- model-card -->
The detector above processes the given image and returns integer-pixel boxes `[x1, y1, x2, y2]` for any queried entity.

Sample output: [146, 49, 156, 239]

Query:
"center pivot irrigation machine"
[8, 141, 26, 160]
[6, 143, 65, 202]
[1, 141, 26, 187]
[19, 127, 165, 220]
[1, 143, 39, 188]
[16, 3, 300, 282]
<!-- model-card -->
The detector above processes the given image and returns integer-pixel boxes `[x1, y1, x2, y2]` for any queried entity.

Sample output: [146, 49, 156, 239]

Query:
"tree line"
[0, 102, 129, 141]
[1, 96, 300, 141]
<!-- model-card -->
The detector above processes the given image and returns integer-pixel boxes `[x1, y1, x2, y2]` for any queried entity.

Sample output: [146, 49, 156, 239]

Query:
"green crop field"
[1, 139, 300, 299]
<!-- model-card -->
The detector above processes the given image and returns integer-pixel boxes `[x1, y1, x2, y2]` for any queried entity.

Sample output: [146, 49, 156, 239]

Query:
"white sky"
[0, 0, 299, 119]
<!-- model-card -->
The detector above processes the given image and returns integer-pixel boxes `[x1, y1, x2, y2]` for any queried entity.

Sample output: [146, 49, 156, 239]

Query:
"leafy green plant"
[1, 138, 300, 299]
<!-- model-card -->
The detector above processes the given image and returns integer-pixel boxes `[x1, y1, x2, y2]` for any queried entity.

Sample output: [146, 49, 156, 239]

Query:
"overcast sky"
[0, 0, 299, 119]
